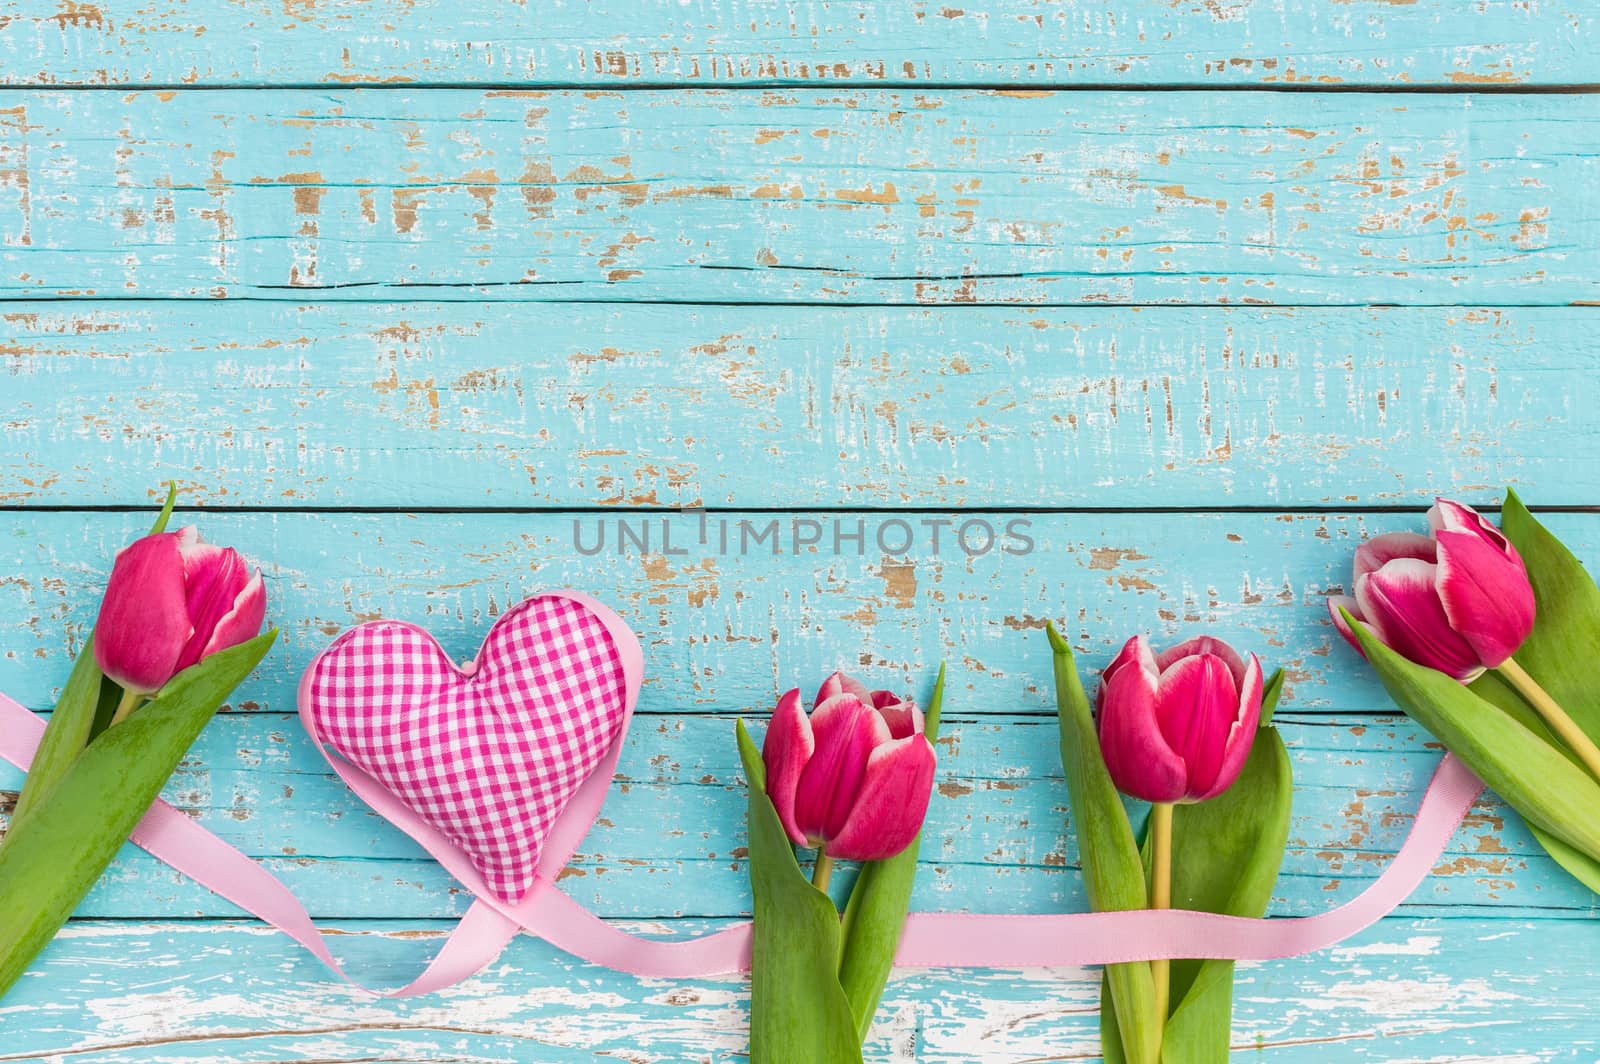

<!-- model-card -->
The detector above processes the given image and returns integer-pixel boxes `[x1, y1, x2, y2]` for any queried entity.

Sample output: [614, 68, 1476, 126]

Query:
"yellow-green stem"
[1149, 801, 1174, 1034]
[1498, 656, 1600, 784]
[812, 853, 834, 893]
[109, 687, 143, 727]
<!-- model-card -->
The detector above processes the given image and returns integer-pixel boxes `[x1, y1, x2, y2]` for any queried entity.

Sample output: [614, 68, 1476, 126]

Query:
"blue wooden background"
[1, 2, 1597, 1060]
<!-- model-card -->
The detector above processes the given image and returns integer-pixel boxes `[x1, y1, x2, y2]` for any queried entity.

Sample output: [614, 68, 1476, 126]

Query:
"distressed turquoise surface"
[0, 1, 1591, 88]
[3, 918, 1593, 1061]
[1, 2, 1598, 1060]
[4, 304, 1594, 509]
[0, 90, 1595, 304]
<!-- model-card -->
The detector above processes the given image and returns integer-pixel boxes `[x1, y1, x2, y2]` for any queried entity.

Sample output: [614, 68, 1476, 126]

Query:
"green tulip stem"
[812, 853, 835, 894]
[1148, 801, 1175, 1032]
[1497, 656, 1600, 784]
[109, 688, 143, 727]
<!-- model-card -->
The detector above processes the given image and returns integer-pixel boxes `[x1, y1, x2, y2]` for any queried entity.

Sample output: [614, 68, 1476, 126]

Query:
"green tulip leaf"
[1101, 672, 1291, 1064]
[1467, 670, 1564, 756]
[1258, 668, 1284, 728]
[1158, 960, 1239, 1063]
[0, 629, 277, 999]
[736, 720, 863, 1064]
[1160, 719, 1292, 1061]
[1345, 612, 1600, 862]
[9, 636, 106, 827]
[838, 662, 944, 1044]
[86, 671, 123, 744]
[1528, 824, 1600, 895]
[1048, 622, 1160, 1064]
[1100, 969, 1128, 1064]
[1495, 488, 1600, 743]
[1460, 491, 1600, 891]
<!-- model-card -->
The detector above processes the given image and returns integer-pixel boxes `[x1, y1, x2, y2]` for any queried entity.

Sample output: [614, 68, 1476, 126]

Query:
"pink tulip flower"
[1328, 498, 1535, 682]
[94, 527, 266, 695]
[1097, 636, 1264, 804]
[761, 671, 936, 863]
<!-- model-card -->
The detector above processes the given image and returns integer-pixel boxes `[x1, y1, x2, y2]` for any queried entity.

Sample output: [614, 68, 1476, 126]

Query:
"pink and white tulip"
[1328, 498, 1535, 682]
[761, 671, 936, 862]
[1097, 636, 1264, 804]
[94, 527, 266, 695]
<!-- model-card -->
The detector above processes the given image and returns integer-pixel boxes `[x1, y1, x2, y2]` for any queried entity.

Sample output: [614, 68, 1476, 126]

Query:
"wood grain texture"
[0, 90, 1595, 304]
[3, 511, 1593, 719]
[0, 1, 1593, 89]
[5, 303, 1594, 510]
[2, 1, 1597, 1054]
[2, 918, 1596, 1061]
[2, 712, 1592, 921]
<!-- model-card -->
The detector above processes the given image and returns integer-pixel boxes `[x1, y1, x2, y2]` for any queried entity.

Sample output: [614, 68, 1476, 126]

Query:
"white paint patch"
[84, 986, 233, 1042]
[1331, 934, 1443, 959]
[1323, 976, 1520, 1018]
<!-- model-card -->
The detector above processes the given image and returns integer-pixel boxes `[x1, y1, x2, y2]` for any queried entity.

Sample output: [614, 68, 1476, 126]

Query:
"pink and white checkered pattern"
[303, 596, 629, 904]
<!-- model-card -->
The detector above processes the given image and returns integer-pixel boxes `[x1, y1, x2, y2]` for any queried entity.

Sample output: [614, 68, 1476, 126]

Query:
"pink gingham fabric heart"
[300, 594, 632, 904]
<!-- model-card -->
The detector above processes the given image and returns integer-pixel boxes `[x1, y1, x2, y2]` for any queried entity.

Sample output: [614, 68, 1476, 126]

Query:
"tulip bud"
[761, 671, 936, 863]
[93, 527, 266, 696]
[1328, 498, 1535, 682]
[1097, 636, 1264, 804]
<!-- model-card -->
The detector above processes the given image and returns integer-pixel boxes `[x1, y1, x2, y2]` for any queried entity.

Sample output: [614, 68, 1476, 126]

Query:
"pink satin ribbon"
[0, 665, 1486, 995]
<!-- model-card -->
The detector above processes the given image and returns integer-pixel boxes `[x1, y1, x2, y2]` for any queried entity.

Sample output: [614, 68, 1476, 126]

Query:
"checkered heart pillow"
[300, 594, 633, 904]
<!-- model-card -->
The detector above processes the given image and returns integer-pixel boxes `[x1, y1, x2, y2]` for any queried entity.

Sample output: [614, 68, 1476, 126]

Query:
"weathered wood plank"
[0, 1, 1592, 89]
[3, 511, 1593, 718]
[0, 90, 1594, 304]
[2, 917, 1595, 1060]
[2, 712, 1590, 921]
[5, 303, 1593, 509]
